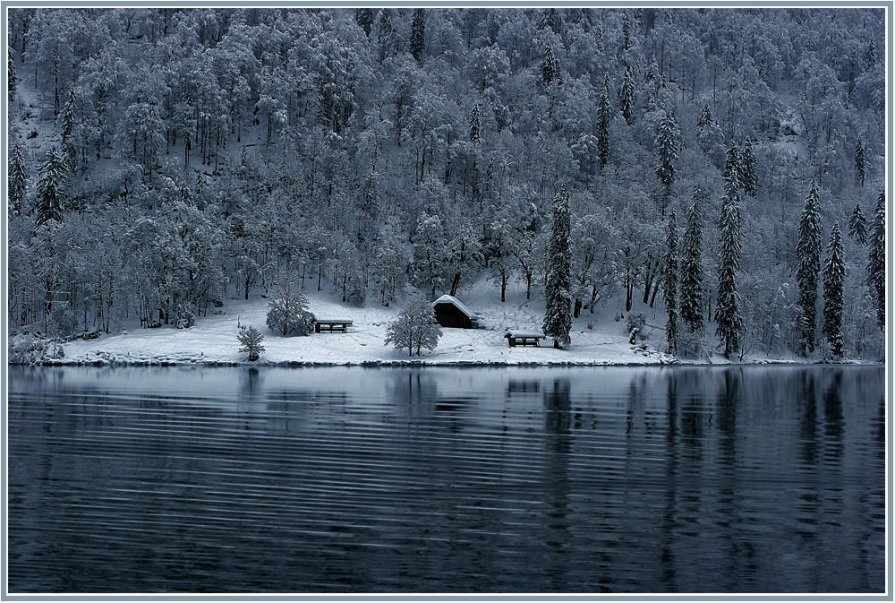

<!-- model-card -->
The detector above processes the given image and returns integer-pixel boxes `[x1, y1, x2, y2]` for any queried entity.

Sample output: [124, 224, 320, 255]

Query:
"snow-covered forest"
[6, 8, 886, 360]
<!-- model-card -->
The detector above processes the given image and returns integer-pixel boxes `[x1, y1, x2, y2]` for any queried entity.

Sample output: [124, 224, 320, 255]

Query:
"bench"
[315, 319, 353, 333]
[504, 332, 546, 347]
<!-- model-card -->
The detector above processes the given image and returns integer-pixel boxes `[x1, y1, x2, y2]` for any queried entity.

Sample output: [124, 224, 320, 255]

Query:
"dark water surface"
[8, 366, 885, 593]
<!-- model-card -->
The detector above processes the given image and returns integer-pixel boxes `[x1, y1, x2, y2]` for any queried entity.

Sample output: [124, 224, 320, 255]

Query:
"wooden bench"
[505, 332, 546, 347]
[315, 319, 353, 333]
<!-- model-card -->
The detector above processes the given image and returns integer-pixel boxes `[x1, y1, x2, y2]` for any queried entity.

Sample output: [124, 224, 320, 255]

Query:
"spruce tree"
[867, 192, 885, 329]
[680, 190, 704, 332]
[355, 8, 375, 37]
[619, 64, 635, 123]
[822, 224, 845, 358]
[469, 103, 481, 143]
[410, 9, 426, 63]
[697, 104, 713, 128]
[543, 185, 573, 349]
[740, 138, 757, 197]
[542, 45, 557, 87]
[542, 8, 559, 33]
[796, 181, 822, 355]
[664, 210, 678, 355]
[35, 147, 67, 228]
[622, 12, 632, 52]
[715, 147, 743, 359]
[8, 47, 15, 103]
[377, 10, 394, 61]
[655, 110, 679, 189]
[848, 204, 867, 244]
[9, 142, 27, 217]
[597, 75, 612, 169]
[855, 138, 865, 188]
[59, 87, 77, 170]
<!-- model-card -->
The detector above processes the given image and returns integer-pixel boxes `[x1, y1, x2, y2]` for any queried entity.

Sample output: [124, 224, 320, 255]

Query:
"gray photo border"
[0, 1, 891, 601]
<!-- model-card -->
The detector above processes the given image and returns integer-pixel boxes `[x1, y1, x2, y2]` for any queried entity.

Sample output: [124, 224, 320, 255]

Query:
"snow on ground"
[59, 281, 682, 366]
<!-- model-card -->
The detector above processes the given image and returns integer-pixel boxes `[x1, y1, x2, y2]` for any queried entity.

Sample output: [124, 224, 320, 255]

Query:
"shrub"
[174, 303, 196, 329]
[237, 326, 266, 361]
[385, 298, 442, 356]
[8, 334, 65, 364]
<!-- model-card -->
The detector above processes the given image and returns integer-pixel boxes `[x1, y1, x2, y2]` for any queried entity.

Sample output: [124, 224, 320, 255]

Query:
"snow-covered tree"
[8, 47, 15, 102]
[596, 75, 612, 170]
[469, 102, 481, 143]
[543, 185, 573, 349]
[848, 204, 867, 244]
[542, 44, 557, 87]
[384, 297, 442, 356]
[410, 9, 426, 63]
[740, 138, 757, 197]
[680, 191, 704, 333]
[822, 224, 845, 358]
[34, 147, 67, 228]
[413, 209, 448, 297]
[618, 64, 635, 123]
[715, 147, 743, 359]
[796, 181, 822, 355]
[664, 210, 678, 355]
[9, 142, 27, 217]
[372, 215, 411, 307]
[855, 138, 865, 188]
[867, 192, 885, 330]
[237, 325, 266, 361]
[266, 274, 315, 336]
[655, 110, 680, 213]
[355, 8, 375, 37]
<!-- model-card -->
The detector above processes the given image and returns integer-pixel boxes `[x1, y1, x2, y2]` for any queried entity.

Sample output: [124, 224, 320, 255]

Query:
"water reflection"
[8, 366, 885, 594]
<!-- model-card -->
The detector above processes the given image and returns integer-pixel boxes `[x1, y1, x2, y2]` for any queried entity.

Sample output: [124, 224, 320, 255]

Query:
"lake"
[7, 365, 886, 593]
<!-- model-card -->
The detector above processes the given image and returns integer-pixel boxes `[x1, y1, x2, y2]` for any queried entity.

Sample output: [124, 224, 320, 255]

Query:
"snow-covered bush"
[385, 298, 442, 357]
[174, 303, 196, 329]
[266, 275, 314, 336]
[8, 334, 65, 364]
[237, 326, 266, 362]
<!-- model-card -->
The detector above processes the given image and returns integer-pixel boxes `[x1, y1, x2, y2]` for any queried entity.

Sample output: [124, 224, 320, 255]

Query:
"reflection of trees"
[660, 371, 679, 591]
[543, 378, 571, 591]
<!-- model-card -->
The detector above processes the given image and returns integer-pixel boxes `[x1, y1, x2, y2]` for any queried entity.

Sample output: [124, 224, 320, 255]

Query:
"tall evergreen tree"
[680, 190, 704, 332]
[9, 142, 27, 217]
[855, 138, 865, 188]
[542, 45, 557, 87]
[543, 185, 573, 349]
[597, 75, 612, 170]
[655, 110, 679, 189]
[622, 12, 633, 52]
[740, 138, 757, 197]
[697, 104, 713, 128]
[542, 8, 559, 33]
[377, 9, 394, 61]
[8, 47, 15, 102]
[848, 204, 867, 244]
[867, 192, 885, 330]
[59, 87, 77, 170]
[469, 103, 481, 143]
[664, 210, 678, 355]
[355, 8, 375, 37]
[796, 181, 822, 355]
[34, 147, 67, 228]
[822, 224, 845, 358]
[619, 64, 635, 123]
[715, 147, 743, 358]
[410, 9, 426, 63]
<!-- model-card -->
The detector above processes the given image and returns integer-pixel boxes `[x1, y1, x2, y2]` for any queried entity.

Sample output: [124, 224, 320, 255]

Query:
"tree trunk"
[573, 298, 582, 318]
[450, 272, 461, 296]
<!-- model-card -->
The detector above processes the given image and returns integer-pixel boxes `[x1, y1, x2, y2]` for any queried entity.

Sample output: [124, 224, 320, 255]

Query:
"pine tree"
[469, 103, 481, 143]
[740, 138, 757, 197]
[680, 191, 704, 332]
[542, 8, 559, 33]
[543, 185, 573, 349]
[377, 10, 394, 61]
[697, 104, 713, 128]
[542, 45, 557, 87]
[867, 192, 885, 330]
[796, 181, 822, 355]
[855, 138, 865, 188]
[622, 12, 633, 52]
[355, 8, 375, 37]
[618, 64, 635, 124]
[848, 204, 867, 244]
[59, 87, 77, 170]
[596, 75, 612, 170]
[410, 9, 426, 63]
[655, 110, 679, 189]
[35, 147, 67, 228]
[723, 143, 740, 190]
[9, 142, 27, 217]
[237, 325, 266, 362]
[715, 147, 743, 358]
[8, 47, 15, 103]
[822, 224, 845, 358]
[664, 210, 678, 355]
